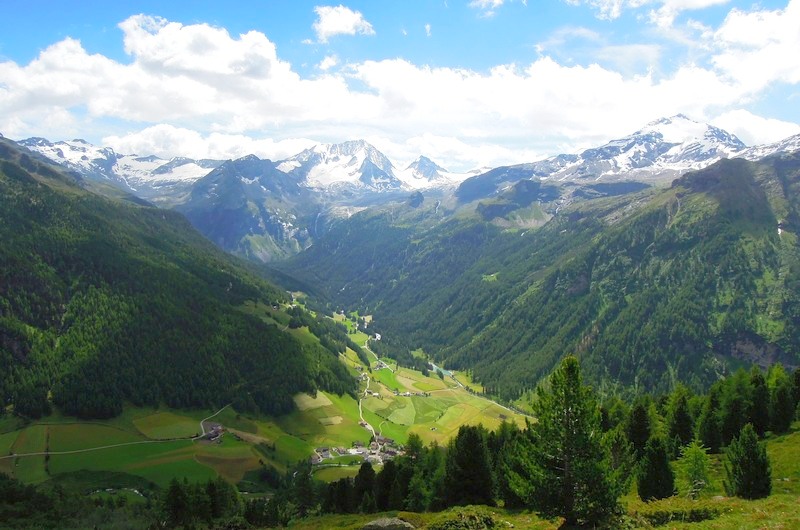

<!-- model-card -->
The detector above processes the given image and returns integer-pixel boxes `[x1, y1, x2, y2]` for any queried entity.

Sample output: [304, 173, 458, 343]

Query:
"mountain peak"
[280, 140, 398, 190]
[406, 155, 448, 181]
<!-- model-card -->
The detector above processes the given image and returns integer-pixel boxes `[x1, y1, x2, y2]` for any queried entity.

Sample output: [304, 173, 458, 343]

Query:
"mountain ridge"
[282, 149, 800, 399]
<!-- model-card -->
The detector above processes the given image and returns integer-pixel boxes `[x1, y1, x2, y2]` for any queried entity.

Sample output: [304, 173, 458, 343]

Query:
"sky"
[1, 0, 799, 171]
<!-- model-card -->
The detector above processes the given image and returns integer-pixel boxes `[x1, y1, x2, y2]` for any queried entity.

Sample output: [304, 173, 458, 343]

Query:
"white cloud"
[711, 0, 800, 92]
[712, 109, 800, 146]
[312, 5, 375, 43]
[425, 23, 432, 37]
[595, 44, 661, 74]
[568, 0, 729, 22]
[0, 9, 798, 172]
[103, 124, 316, 160]
[650, 0, 730, 27]
[318, 55, 339, 71]
[470, 0, 505, 16]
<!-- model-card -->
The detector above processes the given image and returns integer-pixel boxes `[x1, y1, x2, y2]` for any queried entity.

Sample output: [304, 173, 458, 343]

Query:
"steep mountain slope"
[176, 154, 319, 262]
[0, 138, 353, 419]
[456, 115, 746, 203]
[283, 151, 800, 399]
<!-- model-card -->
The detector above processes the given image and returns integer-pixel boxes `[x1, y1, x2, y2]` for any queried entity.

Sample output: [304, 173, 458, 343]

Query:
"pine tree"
[697, 385, 722, 453]
[294, 461, 315, 517]
[404, 470, 429, 512]
[354, 462, 376, 509]
[443, 424, 494, 507]
[627, 399, 652, 460]
[749, 368, 770, 437]
[359, 491, 377, 514]
[724, 423, 772, 499]
[505, 356, 622, 526]
[163, 478, 190, 527]
[721, 370, 753, 446]
[792, 368, 800, 411]
[375, 459, 396, 511]
[769, 370, 795, 434]
[334, 478, 354, 514]
[667, 386, 694, 450]
[637, 436, 676, 501]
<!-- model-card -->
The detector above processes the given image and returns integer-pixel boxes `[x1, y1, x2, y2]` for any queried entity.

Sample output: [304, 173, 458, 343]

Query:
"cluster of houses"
[373, 360, 392, 371]
[311, 435, 404, 466]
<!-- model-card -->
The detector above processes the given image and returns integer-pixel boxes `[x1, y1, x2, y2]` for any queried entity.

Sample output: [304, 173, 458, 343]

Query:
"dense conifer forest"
[0, 138, 354, 420]
[283, 153, 800, 400]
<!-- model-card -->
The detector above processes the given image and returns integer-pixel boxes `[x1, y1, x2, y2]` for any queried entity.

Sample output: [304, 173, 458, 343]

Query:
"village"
[310, 433, 403, 467]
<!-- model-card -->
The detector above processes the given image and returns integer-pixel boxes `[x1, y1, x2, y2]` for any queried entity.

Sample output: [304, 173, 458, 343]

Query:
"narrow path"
[1, 403, 233, 461]
[198, 403, 232, 436]
[358, 375, 377, 440]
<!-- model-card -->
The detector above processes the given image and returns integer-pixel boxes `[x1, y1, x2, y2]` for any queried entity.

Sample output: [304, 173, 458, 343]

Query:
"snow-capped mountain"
[19, 137, 223, 203]
[405, 156, 447, 180]
[277, 140, 402, 191]
[275, 141, 472, 191]
[457, 115, 749, 202]
[740, 133, 800, 161]
[535, 114, 746, 182]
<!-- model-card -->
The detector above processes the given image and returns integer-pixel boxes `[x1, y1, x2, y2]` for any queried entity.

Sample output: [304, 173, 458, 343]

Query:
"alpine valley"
[4, 113, 800, 529]
[16, 114, 800, 400]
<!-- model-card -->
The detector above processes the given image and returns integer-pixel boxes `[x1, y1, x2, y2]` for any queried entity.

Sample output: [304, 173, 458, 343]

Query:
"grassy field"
[313, 465, 364, 482]
[133, 411, 200, 439]
[0, 306, 530, 493]
[48, 423, 144, 452]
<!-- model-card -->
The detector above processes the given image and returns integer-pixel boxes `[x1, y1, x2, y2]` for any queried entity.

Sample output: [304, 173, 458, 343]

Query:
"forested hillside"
[0, 139, 353, 419]
[282, 152, 800, 400]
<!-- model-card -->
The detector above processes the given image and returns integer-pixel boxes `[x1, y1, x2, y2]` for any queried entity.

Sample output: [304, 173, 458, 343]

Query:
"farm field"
[0, 308, 528, 497]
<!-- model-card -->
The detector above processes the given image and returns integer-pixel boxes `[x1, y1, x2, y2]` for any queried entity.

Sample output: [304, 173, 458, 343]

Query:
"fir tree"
[724, 423, 772, 499]
[506, 356, 622, 526]
[637, 436, 676, 501]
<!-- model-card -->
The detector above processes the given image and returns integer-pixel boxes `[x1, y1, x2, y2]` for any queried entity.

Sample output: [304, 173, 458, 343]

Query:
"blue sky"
[1, 0, 799, 170]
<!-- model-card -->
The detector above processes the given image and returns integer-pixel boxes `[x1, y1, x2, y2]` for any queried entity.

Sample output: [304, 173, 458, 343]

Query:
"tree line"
[1, 356, 796, 528]
[244, 357, 799, 527]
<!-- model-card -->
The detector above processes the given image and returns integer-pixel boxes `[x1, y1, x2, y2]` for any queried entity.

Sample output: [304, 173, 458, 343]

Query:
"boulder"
[362, 517, 416, 530]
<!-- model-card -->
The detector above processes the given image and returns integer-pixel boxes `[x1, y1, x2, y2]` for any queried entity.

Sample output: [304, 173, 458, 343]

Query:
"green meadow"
[0, 308, 529, 497]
